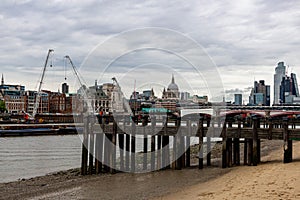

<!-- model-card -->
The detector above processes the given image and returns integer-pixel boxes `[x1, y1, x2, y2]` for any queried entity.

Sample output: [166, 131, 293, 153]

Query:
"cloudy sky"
[1, 0, 299, 103]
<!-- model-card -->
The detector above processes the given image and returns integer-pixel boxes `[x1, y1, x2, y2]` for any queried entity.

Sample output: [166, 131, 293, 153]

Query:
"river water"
[0, 130, 220, 183]
[0, 135, 82, 183]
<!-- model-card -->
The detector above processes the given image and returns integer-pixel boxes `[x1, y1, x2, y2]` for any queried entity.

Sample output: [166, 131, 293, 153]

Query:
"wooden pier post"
[207, 119, 211, 166]
[268, 118, 273, 140]
[227, 121, 233, 167]
[125, 133, 130, 171]
[252, 117, 258, 166]
[110, 120, 117, 173]
[143, 118, 148, 171]
[199, 117, 204, 169]
[104, 133, 112, 173]
[131, 120, 136, 172]
[283, 120, 293, 163]
[157, 133, 162, 170]
[186, 120, 191, 167]
[118, 133, 124, 172]
[81, 115, 89, 175]
[88, 116, 95, 174]
[257, 119, 261, 164]
[247, 138, 253, 166]
[176, 117, 182, 170]
[233, 119, 241, 166]
[95, 132, 104, 174]
[151, 117, 156, 171]
[222, 120, 227, 168]
[162, 117, 170, 169]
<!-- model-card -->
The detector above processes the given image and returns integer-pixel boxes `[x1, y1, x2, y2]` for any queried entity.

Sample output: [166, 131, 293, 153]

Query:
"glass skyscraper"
[273, 62, 286, 105]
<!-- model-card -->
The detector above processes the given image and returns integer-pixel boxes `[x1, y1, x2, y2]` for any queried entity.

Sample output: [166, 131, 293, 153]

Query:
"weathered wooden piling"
[186, 120, 191, 167]
[199, 117, 204, 169]
[284, 120, 293, 163]
[233, 119, 241, 166]
[142, 118, 148, 170]
[206, 119, 211, 166]
[175, 117, 182, 170]
[162, 118, 170, 169]
[125, 133, 130, 171]
[222, 121, 227, 168]
[151, 117, 156, 171]
[81, 113, 300, 176]
[95, 132, 103, 174]
[157, 134, 162, 170]
[81, 115, 89, 175]
[118, 133, 124, 171]
[131, 121, 136, 172]
[252, 117, 258, 166]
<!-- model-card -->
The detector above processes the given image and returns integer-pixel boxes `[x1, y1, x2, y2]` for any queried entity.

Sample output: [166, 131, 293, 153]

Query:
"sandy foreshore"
[1, 140, 300, 200]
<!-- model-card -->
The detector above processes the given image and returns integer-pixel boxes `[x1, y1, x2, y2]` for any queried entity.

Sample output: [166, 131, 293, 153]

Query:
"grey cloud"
[0, 0, 299, 99]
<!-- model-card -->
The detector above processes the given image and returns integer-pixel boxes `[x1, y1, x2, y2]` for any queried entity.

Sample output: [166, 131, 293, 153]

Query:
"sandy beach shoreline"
[1, 140, 298, 200]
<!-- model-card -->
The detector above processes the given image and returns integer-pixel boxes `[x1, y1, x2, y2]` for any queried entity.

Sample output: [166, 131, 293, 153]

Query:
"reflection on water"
[0, 135, 82, 183]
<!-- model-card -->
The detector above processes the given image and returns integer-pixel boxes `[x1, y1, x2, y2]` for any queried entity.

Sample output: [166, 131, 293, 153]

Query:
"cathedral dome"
[168, 83, 178, 90]
[167, 75, 179, 91]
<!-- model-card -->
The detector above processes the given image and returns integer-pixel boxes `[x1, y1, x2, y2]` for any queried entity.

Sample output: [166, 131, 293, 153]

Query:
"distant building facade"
[192, 95, 208, 104]
[62, 83, 69, 94]
[274, 62, 286, 105]
[279, 73, 300, 104]
[234, 94, 242, 105]
[249, 80, 270, 106]
[180, 92, 190, 101]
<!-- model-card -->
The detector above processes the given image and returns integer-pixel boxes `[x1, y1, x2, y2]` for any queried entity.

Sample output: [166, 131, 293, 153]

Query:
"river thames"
[0, 135, 82, 183]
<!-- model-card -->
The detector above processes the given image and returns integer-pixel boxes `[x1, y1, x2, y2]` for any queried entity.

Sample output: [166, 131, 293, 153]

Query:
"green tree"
[0, 100, 6, 113]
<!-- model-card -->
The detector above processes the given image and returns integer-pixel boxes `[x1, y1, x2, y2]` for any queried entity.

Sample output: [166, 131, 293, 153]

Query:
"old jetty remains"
[80, 112, 300, 175]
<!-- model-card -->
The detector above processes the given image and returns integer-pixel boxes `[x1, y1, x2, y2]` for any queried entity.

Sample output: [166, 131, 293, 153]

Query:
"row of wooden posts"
[81, 115, 296, 175]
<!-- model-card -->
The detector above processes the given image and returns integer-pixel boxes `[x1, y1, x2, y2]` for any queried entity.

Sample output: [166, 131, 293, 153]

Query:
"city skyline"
[1, 63, 299, 106]
[1, 1, 300, 104]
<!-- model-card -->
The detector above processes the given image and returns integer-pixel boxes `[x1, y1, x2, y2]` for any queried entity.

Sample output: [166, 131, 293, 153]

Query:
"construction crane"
[112, 77, 133, 115]
[32, 49, 54, 119]
[64, 55, 92, 113]
[64, 55, 85, 92]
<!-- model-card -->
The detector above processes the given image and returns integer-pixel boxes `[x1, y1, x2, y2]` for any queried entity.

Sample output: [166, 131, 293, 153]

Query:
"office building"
[234, 94, 242, 105]
[274, 62, 286, 105]
[279, 73, 300, 104]
[249, 80, 270, 106]
[62, 83, 69, 94]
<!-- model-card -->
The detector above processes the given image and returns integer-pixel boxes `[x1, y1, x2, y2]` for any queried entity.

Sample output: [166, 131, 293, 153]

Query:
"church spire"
[1, 74, 4, 85]
[171, 74, 175, 84]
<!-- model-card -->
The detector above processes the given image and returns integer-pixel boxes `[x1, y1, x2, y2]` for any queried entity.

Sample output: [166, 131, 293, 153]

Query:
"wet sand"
[1, 140, 298, 200]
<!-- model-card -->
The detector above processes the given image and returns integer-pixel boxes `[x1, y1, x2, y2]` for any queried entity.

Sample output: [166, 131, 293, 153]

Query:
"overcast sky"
[1, 0, 300, 103]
